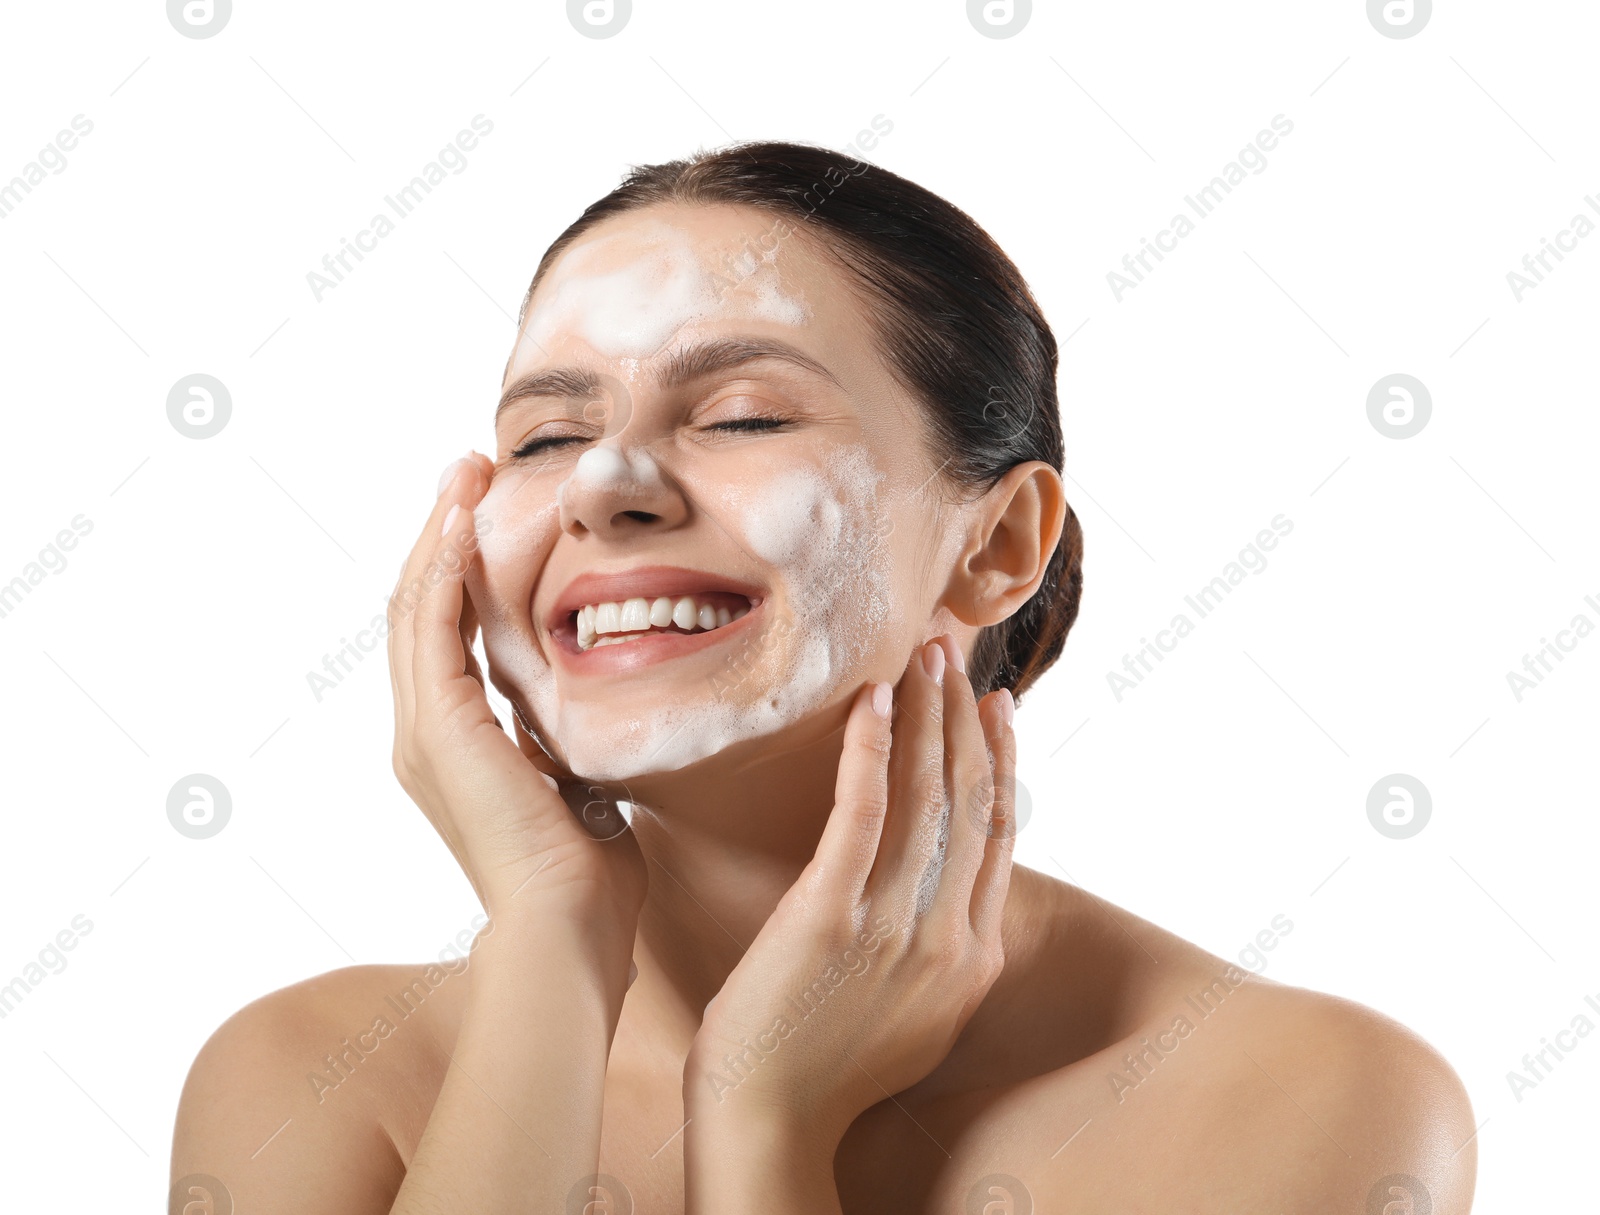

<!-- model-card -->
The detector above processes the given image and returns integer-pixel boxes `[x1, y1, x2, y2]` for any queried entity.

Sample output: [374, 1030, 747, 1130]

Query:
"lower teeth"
[589, 626, 703, 649]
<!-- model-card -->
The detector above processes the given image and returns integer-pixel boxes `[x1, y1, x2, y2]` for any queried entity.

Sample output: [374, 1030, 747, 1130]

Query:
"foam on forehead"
[522, 214, 810, 360]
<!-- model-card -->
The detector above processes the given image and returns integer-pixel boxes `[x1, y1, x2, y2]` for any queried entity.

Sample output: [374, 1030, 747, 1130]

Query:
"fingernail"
[871, 681, 892, 718]
[921, 640, 945, 684]
[437, 456, 469, 497]
[997, 687, 1015, 726]
[942, 634, 966, 675]
[441, 503, 462, 538]
[627, 960, 638, 989]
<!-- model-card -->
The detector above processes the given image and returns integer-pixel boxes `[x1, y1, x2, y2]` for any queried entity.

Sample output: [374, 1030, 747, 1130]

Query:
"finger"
[812, 680, 894, 898]
[505, 691, 578, 790]
[387, 558, 407, 752]
[395, 453, 479, 634]
[389, 454, 479, 724]
[458, 578, 500, 728]
[405, 491, 492, 878]
[925, 636, 991, 938]
[386, 455, 515, 908]
[463, 452, 522, 742]
[410, 471, 490, 719]
[387, 564, 417, 734]
[970, 688, 1018, 943]
[865, 640, 947, 912]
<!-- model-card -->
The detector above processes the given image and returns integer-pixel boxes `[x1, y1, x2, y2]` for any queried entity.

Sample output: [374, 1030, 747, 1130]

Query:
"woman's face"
[467, 202, 967, 784]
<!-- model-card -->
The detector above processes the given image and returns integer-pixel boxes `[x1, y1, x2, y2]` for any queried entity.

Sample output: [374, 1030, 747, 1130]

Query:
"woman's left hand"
[683, 633, 1018, 1157]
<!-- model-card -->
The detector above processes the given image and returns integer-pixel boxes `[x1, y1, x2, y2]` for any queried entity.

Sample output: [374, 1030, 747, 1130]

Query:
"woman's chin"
[549, 683, 861, 800]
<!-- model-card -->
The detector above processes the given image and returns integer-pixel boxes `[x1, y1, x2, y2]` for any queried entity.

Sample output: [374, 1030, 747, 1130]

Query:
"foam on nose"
[556, 442, 667, 530]
[622, 445, 665, 486]
[571, 444, 630, 485]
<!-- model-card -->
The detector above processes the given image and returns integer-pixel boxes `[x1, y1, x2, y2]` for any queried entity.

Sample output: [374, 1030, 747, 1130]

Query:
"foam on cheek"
[465, 471, 560, 749]
[550, 444, 894, 781]
[470, 442, 697, 777]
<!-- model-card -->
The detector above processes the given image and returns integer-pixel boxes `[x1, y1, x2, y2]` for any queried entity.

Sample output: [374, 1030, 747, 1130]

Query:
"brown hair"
[517, 141, 1084, 703]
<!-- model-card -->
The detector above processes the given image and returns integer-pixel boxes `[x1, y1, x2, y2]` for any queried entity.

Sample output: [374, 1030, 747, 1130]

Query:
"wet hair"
[517, 141, 1083, 703]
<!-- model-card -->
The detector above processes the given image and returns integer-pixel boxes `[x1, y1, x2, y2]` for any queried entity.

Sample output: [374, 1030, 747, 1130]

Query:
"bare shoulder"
[172, 961, 466, 1214]
[1196, 977, 1478, 1210]
[1000, 880, 1479, 1214]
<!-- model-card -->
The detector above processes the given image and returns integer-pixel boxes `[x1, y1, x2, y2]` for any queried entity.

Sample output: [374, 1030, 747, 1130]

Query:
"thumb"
[507, 699, 568, 781]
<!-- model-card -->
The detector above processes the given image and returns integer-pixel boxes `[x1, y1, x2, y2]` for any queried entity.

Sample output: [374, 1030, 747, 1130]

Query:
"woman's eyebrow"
[496, 337, 841, 420]
[495, 367, 600, 417]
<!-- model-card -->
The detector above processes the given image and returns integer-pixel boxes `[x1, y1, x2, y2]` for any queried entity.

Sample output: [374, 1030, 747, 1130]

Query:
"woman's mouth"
[543, 565, 769, 671]
[573, 592, 753, 651]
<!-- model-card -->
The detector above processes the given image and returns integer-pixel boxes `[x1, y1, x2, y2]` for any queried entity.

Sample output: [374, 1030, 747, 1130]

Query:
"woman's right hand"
[386, 451, 646, 958]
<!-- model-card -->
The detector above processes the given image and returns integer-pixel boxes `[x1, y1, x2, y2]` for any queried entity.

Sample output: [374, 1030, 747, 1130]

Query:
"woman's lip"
[546, 565, 768, 634]
[550, 599, 764, 675]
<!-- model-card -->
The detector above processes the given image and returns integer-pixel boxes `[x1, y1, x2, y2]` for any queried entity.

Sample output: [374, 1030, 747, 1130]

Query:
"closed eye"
[510, 433, 584, 459]
[510, 416, 791, 460]
[708, 416, 789, 434]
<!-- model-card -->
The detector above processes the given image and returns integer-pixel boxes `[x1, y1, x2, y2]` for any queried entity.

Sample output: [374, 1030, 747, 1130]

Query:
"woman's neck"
[600, 705, 1093, 1091]
[614, 703, 853, 1055]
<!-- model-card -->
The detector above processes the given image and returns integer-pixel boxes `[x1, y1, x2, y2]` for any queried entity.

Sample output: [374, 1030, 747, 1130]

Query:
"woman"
[172, 143, 1476, 1213]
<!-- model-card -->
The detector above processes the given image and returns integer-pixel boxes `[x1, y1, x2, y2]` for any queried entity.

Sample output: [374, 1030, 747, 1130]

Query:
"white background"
[0, 1, 1594, 1209]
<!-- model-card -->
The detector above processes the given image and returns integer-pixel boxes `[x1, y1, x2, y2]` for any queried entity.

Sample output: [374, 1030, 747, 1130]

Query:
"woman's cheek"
[712, 442, 896, 680]
[471, 470, 557, 597]
[466, 473, 561, 722]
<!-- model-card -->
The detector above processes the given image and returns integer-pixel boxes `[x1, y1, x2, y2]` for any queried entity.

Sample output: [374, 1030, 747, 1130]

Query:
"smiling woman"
[171, 141, 1475, 1215]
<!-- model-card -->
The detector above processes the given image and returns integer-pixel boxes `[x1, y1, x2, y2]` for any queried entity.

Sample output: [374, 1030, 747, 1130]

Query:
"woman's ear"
[944, 461, 1066, 628]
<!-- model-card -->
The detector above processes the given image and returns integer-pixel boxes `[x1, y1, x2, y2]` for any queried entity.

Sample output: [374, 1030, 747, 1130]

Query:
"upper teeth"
[575, 595, 749, 650]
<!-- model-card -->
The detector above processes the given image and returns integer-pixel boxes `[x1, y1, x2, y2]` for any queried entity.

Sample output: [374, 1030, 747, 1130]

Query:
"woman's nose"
[557, 442, 689, 538]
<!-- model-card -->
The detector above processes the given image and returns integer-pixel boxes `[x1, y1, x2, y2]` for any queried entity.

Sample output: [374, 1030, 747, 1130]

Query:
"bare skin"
[172, 868, 1477, 1212]
[172, 201, 1477, 1213]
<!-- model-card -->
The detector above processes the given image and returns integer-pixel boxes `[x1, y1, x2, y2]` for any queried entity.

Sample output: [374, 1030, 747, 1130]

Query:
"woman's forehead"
[508, 203, 887, 394]
[546, 202, 805, 276]
[524, 210, 810, 363]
